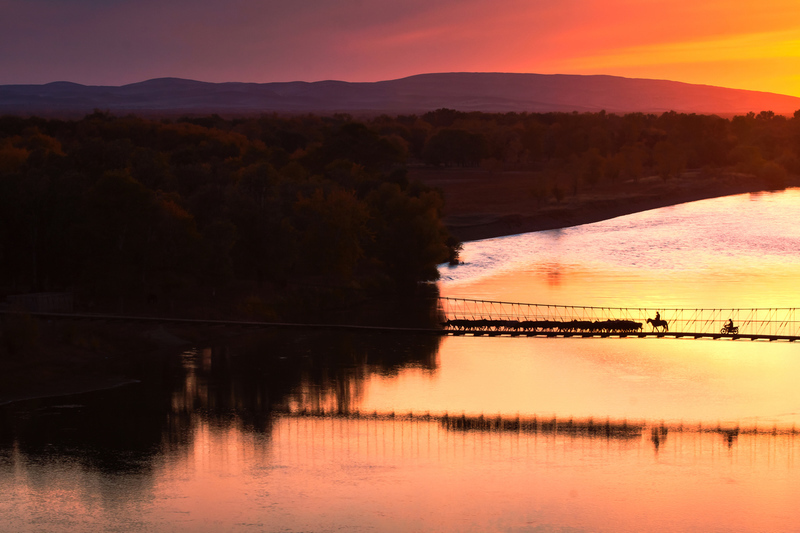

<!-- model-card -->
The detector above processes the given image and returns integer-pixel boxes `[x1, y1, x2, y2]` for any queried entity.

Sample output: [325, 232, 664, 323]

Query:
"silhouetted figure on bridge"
[647, 313, 668, 332]
[721, 318, 738, 334]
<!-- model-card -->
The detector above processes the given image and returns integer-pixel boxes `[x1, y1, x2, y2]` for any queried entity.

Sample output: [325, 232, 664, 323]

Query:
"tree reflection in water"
[168, 328, 442, 434]
[0, 325, 443, 475]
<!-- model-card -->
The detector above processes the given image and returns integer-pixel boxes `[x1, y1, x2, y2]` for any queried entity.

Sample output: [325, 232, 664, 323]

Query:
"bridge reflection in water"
[439, 297, 800, 341]
[272, 408, 799, 463]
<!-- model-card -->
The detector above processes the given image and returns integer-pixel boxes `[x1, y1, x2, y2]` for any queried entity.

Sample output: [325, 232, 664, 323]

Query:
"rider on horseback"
[647, 312, 668, 332]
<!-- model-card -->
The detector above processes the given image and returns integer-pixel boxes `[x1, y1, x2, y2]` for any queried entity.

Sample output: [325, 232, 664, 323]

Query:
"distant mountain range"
[2, 73, 799, 116]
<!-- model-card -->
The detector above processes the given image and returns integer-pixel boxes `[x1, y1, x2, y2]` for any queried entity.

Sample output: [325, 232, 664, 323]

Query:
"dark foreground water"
[2, 190, 800, 532]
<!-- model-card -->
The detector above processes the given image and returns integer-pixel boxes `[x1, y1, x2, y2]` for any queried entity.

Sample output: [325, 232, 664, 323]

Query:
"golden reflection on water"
[2, 330, 798, 532]
[3, 412, 797, 532]
[442, 261, 800, 310]
[356, 337, 800, 428]
[136, 417, 800, 532]
[441, 189, 800, 309]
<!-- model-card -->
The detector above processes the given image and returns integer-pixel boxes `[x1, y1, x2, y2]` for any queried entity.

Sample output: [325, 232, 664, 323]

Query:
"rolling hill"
[2, 72, 799, 116]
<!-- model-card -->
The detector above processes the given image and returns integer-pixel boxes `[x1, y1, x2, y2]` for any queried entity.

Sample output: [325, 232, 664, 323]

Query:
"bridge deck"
[3, 307, 800, 341]
[444, 330, 798, 341]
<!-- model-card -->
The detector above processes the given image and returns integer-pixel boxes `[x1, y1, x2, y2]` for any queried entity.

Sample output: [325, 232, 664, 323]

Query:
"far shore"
[411, 167, 796, 242]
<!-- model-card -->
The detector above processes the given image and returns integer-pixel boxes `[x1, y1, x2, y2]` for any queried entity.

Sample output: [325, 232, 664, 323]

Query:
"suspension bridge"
[438, 297, 800, 341]
[5, 296, 800, 341]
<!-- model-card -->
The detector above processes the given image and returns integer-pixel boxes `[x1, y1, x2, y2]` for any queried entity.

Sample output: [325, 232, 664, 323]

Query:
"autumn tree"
[367, 183, 452, 287]
[653, 141, 686, 181]
[422, 128, 487, 167]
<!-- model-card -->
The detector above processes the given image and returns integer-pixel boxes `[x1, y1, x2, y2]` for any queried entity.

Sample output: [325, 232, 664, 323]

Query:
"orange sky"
[2, 0, 799, 95]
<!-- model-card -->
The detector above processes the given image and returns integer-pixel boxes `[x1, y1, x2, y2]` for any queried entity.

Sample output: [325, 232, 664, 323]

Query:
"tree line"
[1, 108, 797, 317]
[411, 108, 800, 190]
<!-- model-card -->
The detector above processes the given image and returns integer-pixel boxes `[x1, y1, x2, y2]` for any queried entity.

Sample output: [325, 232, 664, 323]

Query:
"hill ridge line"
[2, 72, 799, 116]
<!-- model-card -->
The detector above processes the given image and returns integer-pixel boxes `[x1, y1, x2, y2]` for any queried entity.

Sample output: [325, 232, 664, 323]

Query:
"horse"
[646, 318, 669, 332]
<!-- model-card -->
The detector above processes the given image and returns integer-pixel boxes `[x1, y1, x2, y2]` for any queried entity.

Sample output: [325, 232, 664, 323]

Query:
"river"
[1, 190, 799, 532]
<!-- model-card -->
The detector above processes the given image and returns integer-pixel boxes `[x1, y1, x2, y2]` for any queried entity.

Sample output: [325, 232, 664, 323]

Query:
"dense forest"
[412, 108, 800, 190]
[1, 108, 798, 319]
[0, 112, 460, 319]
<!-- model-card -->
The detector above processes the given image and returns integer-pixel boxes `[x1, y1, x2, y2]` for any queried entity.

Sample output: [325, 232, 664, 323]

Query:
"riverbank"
[411, 167, 797, 242]
[0, 318, 245, 406]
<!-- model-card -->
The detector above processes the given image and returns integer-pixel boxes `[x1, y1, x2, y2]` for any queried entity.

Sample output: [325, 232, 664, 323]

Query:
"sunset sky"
[3, 0, 800, 96]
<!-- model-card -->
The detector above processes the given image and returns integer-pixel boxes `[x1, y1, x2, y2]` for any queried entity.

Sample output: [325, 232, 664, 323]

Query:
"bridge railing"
[438, 297, 800, 337]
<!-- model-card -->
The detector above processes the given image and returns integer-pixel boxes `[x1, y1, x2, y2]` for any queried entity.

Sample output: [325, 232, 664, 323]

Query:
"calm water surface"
[2, 190, 800, 532]
[441, 188, 800, 308]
